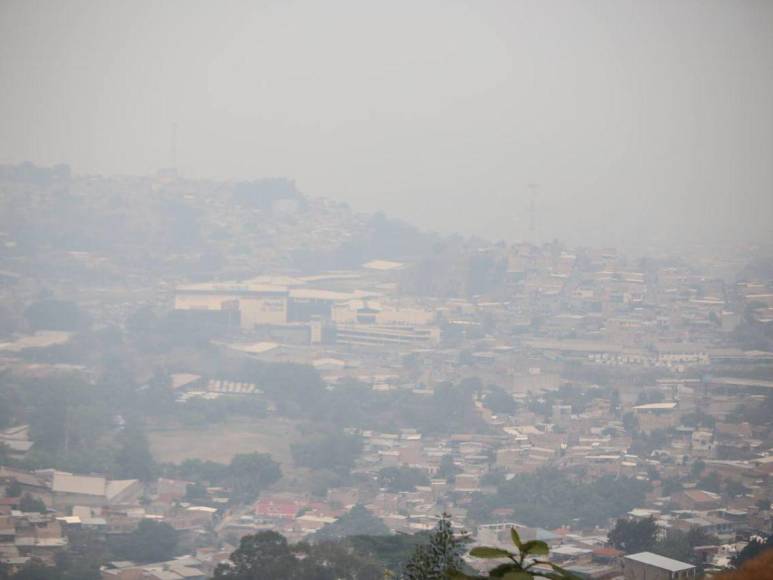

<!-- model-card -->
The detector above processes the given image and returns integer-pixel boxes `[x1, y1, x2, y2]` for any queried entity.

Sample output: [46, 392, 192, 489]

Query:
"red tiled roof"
[254, 499, 305, 519]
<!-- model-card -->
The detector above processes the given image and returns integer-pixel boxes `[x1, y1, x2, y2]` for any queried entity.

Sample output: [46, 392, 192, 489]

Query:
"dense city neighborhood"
[0, 165, 771, 579]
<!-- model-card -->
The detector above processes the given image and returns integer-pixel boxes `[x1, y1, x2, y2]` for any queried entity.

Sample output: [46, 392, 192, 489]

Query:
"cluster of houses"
[0, 466, 233, 578]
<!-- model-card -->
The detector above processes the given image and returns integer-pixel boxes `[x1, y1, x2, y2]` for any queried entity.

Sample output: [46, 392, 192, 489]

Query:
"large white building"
[174, 278, 438, 348]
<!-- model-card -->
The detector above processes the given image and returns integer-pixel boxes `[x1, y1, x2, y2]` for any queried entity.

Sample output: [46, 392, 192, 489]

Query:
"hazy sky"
[1, 0, 772, 248]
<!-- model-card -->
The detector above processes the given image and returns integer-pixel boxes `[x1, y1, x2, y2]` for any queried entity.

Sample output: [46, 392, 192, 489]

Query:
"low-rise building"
[623, 552, 695, 580]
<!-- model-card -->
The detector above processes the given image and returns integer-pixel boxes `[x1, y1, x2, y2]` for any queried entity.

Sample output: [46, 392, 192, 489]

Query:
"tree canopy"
[403, 514, 466, 580]
[378, 466, 431, 492]
[732, 534, 772, 569]
[311, 505, 391, 541]
[481, 385, 518, 416]
[111, 519, 178, 564]
[213, 530, 384, 579]
[291, 429, 362, 472]
[436, 454, 462, 484]
[228, 452, 282, 502]
[24, 299, 90, 331]
[470, 469, 649, 529]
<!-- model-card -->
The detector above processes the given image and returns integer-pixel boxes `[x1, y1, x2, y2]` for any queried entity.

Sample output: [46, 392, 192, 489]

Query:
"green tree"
[482, 386, 518, 415]
[54, 528, 107, 580]
[308, 468, 349, 498]
[114, 423, 157, 481]
[404, 514, 467, 580]
[378, 466, 430, 492]
[635, 390, 664, 405]
[609, 389, 621, 416]
[698, 472, 721, 493]
[291, 429, 362, 472]
[10, 561, 62, 580]
[166, 458, 229, 483]
[185, 482, 208, 501]
[252, 362, 327, 417]
[22, 377, 115, 465]
[0, 383, 15, 429]
[112, 519, 178, 563]
[425, 382, 486, 435]
[5, 478, 22, 497]
[214, 530, 384, 579]
[681, 412, 715, 430]
[608, 518, 658, 554]
[732, 534, 773, 568]
[346, 533, 428, 573]
[652, 529, 692, 562]
[0, 443, 10, 466]
[622, 412, 639, 434]
[19, 494, 47, 513]
[294, 541, 383, 579]
[436, 454, 462, 484]
[228, 452, 282, 502]
[686, 527, 719, 549]
[26, 382, 71, 452]
[661, 478, 683, 496]
[214, 530, 298, 579]
[24, 299, 90, 331]
[724, 479, 748, 498]
[312, 505, 390, 541]
[470, 469, 648, 529]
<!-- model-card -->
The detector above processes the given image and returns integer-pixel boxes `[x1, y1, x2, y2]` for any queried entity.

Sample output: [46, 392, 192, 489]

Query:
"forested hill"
[0, 162, 526, 300]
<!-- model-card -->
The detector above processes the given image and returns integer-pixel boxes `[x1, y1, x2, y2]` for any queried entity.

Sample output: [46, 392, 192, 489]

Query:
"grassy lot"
[148, 417, 298, 466]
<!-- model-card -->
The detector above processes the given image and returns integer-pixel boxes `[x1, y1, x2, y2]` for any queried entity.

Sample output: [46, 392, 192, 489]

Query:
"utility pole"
[170, 122, 178, 171]
[528, 183, 538, 245]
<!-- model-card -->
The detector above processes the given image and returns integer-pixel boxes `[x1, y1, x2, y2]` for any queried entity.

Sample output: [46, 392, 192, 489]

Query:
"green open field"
[147, 417, 298, 466]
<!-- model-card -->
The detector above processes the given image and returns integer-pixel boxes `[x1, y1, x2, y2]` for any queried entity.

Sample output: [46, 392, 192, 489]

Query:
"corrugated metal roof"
[625, 551, 695, 572]
[52, 472, 106, 496]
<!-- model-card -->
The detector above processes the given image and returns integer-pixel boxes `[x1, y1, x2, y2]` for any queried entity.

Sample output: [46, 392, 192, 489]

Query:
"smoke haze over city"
[1, 3, 773, 580]
[2, 0, 772, 247]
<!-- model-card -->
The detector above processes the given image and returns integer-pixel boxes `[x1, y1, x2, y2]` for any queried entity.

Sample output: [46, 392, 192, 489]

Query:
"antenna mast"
[170, 122, 178, 171]
[528, 183, 538, 245]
